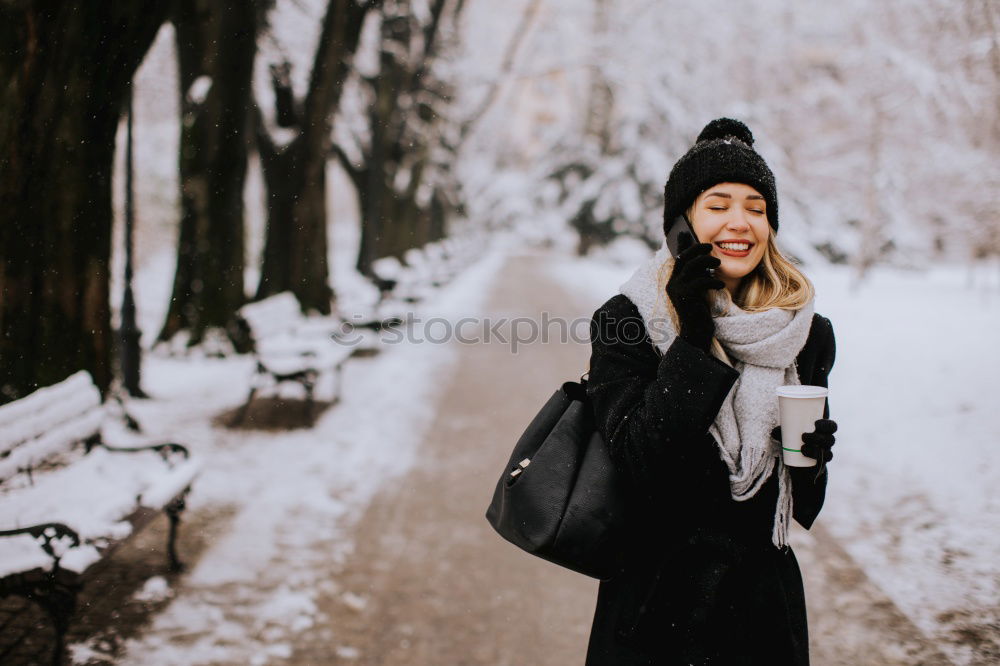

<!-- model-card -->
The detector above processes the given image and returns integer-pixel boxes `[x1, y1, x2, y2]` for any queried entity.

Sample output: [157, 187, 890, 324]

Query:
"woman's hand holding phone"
[666, 231, 725, 352]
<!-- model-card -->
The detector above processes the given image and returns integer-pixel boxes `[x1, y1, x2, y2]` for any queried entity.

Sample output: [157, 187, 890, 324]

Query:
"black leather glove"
[666, 232, 724, 352]
[771, 419, 838, 479]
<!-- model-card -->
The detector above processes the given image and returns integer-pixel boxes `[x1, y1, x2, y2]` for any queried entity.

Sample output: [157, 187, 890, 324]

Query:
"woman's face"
[688, 182, 770, 293]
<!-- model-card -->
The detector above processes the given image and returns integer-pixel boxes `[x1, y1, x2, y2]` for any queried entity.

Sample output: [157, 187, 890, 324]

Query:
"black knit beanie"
[662, 118, 778, 236]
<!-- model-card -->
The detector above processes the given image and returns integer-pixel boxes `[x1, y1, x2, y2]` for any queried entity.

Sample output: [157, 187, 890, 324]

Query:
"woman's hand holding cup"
[801, 419, 837, 465]
[771, 418, 838, 480]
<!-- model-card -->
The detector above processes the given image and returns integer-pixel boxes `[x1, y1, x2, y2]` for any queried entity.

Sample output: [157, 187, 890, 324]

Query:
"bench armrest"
[97, 441, 192, 466]
[0, 523, 81, 561]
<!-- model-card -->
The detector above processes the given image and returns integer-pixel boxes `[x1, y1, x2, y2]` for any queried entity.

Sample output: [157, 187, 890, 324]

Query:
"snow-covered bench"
[370, 243, 458, 307]
[371, 255, 427, 306]
[0, 371, 200, 665]
[236, 292, 358, 422]
[364, 236, 485, 327]
[422, 241, 461, 285]
[403, 246, 444, 293]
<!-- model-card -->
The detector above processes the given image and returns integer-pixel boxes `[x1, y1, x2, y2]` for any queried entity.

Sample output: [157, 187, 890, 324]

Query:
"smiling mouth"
[715, 241, 753, 256]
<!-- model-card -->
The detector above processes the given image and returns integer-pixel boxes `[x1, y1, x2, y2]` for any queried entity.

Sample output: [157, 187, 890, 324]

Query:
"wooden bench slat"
[1, 448, 181, 541]
[240, 292, 301, 341]
[293, 316, 349, 339]
[0, 371, 94, 429]
[372, 256, 404, 280]
[139, 458, 201, 510]
[0, 408, 103, 484]
[255, 332, 323, 357]
[0, 372, 100, 455]
[0, 387, 100, 457]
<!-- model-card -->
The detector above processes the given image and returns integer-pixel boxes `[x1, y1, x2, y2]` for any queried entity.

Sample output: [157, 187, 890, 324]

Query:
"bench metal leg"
[330, 363, 345, 405]
[234, 385, 258, 425]
[165, 493, 188, 573]
[302, 377, 316, 421]
[12, 574, 80, 666]
[41, 584, 76, 666]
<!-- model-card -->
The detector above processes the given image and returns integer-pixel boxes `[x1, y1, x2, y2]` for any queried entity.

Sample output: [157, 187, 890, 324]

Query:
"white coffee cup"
[775, 385, 829, 467]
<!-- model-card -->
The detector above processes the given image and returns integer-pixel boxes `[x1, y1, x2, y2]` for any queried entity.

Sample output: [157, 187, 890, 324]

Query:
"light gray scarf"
[619, 242, 814, 548]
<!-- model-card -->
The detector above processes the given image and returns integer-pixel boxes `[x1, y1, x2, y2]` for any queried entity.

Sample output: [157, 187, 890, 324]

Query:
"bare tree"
[0, 3, 168, 403]
[158, 0, 265, 349]
[255, 0, 381, 314]
[335, 0, 463, 276]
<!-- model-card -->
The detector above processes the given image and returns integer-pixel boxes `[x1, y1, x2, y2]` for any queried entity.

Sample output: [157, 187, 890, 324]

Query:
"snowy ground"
[68, 247, 510, 665]
[547, 243, 1000, 665]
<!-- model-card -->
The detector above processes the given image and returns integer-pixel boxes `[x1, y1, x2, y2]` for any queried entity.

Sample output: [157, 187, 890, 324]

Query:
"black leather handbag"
[485, 378, 625, 580]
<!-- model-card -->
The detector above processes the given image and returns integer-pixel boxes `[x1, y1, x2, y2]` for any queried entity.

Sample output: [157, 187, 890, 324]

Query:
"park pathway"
[289, 250, 952, 666]
[290, 250, 598, 665]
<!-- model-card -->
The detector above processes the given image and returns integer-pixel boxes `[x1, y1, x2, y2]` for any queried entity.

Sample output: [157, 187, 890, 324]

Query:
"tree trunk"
[356, 170, 427, 274]
[355, 100, 389, 276]
[355, 8, 422, 275]
[256, 0, 375, 312]
[256, 135, 333, 313]
[429, 190, 448, 242]
[0, 3, 168, 403]
[351, 0, 462, 276]
[158, 0, 259, 347]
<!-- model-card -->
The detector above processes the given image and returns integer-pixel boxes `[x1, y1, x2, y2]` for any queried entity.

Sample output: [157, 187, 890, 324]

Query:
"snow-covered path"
[110, 249, 510, 664]
[286, 251, 598, 664]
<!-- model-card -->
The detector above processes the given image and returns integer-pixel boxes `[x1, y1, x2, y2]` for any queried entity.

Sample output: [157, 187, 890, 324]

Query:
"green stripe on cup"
[781, 447, 801, 452]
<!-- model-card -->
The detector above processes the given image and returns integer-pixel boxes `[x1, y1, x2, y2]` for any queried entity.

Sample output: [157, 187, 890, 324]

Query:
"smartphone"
[665, 213, 699, 258]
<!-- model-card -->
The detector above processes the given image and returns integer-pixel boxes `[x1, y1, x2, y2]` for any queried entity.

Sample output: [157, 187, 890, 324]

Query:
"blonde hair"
[733, 231, 814, 312]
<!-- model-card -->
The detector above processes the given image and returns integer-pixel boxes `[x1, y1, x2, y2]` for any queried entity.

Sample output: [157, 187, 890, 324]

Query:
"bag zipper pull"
[510, 458, 531, 477]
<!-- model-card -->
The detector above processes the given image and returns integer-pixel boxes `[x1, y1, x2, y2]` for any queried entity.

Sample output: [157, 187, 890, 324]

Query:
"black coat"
[585, 294, 836, 666]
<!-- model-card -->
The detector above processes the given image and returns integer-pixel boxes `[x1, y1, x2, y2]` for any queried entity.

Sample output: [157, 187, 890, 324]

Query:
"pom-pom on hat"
[663, 118, 779, 235]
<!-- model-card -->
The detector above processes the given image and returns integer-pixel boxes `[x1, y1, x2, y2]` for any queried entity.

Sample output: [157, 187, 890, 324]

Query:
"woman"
[585, 118, 837, 665]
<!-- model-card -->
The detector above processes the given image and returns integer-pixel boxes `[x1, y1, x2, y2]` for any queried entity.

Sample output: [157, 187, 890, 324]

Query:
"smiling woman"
[684, 182, 815, 313]
[583, 118, 838, 665]
[687, 183, 770, 293]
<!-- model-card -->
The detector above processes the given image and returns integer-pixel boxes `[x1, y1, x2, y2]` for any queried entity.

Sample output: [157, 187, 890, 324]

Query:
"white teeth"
[719, 242, 750, 251]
